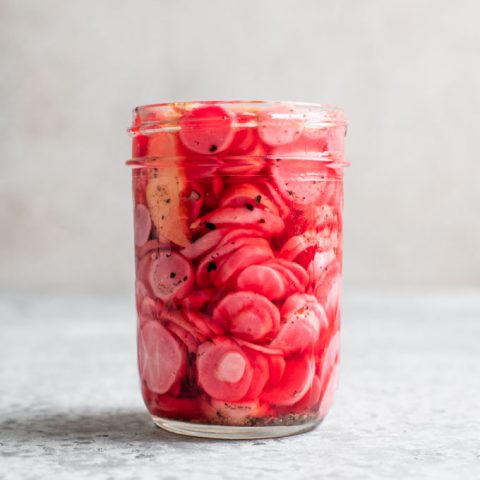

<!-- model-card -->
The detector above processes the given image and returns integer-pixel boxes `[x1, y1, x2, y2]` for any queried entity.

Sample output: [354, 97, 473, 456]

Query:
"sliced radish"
[236, 265, 286, 300]
[271, 294, 327, 353]
[146, 167, 191, 247]
[180, 228, 225, 259]
[258, 104, 304, 146]
[179, 104, 235, 155]
[308, 250, 336, 285]
[266, 355, 286, 387]
[291, 374, 322, 413]
[213, 292, 280, 342]
[212, 175, 224, 198]
[186, 310, 224, 336]
[136, 239, 170, 260]
[216, 228, 264, 248]
[235, 338, 284, 356]
[220, 183, 279, 215]
[160, 307, 207, 342]
[139, 296, 159, 326]
[182, 288, 215, 311]
[213, 239, 273, 287]
[165, 322, 199, 354]
[261, 353, 315, 406]
[138, 321, 187, 394]
[149, 251, 194, 302]
[242, 349, 270, 401]
[191, 206, 284, 236]
[201, 396, 269, 425]
[197, 338, 253, 402]
[134, 204, 152, 247]
[263, 259, 309, 293]
[152, 394, 201, 420]
[279, 233, 317, 262]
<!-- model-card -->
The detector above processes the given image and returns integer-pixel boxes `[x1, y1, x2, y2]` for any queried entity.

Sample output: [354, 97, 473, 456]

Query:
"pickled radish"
[182, 288, 215, 311]
[138, 321, 187, 394]
[179, 105, 235, 155]
[241, 350, 269, 401]
[213, 292, 280, 342]
[266, 355, 286, 387]
[258, 104, 304, 146]
[291, 374, 322, 412]
[180, 228, 225, 259]
[149, 251, 194, 302]
[236, 265, 286, 300]
[132, 101, 346, 427]
[166, 322, 199, 354]
[220, 184, 280, 215]
[271, 294, 327, 353]
[213, 239, 273, 286]
[197, 338, 253, 402]
[191, 207, 284, 236]
[261, 353, 315, 406]
[134, 204, 152, 247]
[152, 394, 201, 420]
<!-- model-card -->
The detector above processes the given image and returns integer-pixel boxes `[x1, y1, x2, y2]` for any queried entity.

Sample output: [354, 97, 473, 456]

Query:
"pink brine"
[127, 101, 348, 439]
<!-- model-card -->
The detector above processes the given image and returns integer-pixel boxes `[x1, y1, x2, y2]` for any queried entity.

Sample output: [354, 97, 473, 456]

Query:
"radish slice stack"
[131, 101, 345, 427]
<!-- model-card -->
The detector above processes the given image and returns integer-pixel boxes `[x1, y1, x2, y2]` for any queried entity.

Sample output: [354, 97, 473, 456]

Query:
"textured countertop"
[1, 291, 479, 479]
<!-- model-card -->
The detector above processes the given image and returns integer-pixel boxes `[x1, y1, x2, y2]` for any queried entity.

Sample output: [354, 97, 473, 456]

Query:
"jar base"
[152, 416, 321, 440]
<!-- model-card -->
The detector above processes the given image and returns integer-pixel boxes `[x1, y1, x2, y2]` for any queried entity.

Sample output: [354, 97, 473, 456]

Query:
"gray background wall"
[1, 0, 479, 293]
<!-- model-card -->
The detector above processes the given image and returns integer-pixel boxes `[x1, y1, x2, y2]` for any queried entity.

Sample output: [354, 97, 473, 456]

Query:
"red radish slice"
[201, 397, 269, 425]
[213, 239, 273, 287]
[314, 260, 342, 307]
[196, 234, 265, 287]
[236, 265, 286, 300]
[308, 250, 336, 284]
[261, 353, 315, 406]
[152, 394, 201, 420]
[219, 183, 280, 216]
[136, 238, 170, 260]
[149, 251, 194, 302]
[182, 183, 204, 222]
[165, 322, 198, 354]
[197, 338, 253, 402]
[135, 279, 149, 311]
[271, 294, 327, 353]
[138, 321, 187, 394]
[264, 259, 309, 290]
[134, 204, 152, 247]
[213, 292, 280, 342]
[266, 355, 286, 387]
[291, 374, 322, 412]
[279, 233, 318, 262]
[186, 310, 224, 336]
[159, 307, 202, 338]
[218, 156, 264, 175]
[179, 105, 235, 155]
[191, 207, 284, 236]
[182, 288, 215, 311]
[242, 350, 270, 401]
[137, 251, 155, 296]
[235, 338, 284, 356]
[180, 228, 225, 259]
[319, 362, 339, 418]
[139, 296, 159, 325]
[258, 104, 304, 146]
[217, 228, 264, 248]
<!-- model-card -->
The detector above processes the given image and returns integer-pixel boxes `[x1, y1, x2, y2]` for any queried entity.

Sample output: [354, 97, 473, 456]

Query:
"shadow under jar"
[127, 101, 348, 439]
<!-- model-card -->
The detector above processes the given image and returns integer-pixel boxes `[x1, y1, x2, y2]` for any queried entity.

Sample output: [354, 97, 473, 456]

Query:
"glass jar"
[127, 101, 348, 439]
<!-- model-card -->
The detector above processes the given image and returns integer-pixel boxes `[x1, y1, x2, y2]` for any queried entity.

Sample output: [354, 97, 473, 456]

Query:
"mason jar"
[127, 101, 347, 439]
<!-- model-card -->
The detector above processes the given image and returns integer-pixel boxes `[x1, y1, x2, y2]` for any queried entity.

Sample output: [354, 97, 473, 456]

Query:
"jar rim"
[128, 100, 347, 135]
